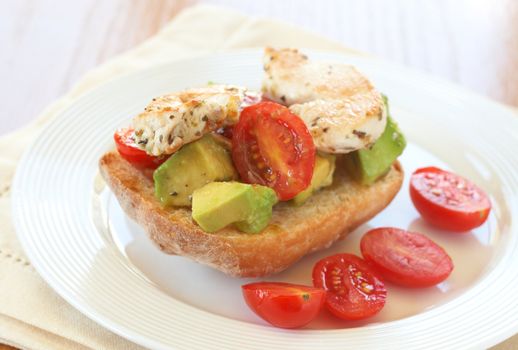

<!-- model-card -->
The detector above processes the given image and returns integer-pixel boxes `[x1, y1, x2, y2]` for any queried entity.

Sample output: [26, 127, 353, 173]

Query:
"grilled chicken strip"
[262, 47, 386, 153]
[132, 85, 260, 156]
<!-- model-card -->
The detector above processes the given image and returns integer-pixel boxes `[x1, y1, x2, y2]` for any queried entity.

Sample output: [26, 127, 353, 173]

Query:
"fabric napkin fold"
[0, 4, 515, 349]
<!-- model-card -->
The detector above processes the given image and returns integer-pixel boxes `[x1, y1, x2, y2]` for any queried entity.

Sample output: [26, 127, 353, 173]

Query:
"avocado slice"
[154, 134, 238, 206]
[235, 186, 279, 233]
[345, 98, 406, 184]
[292, 153, 336, 205]
[192, 182, 278, 233]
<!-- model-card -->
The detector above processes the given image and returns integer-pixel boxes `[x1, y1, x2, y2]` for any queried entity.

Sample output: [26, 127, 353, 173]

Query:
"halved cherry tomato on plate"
[114, 128, 167, 169]
[232, 101, 316, 200]
[360, 227, 454, 288]
[242, 282, 326, 328]
[312, 254, 386, 320]
[410, 167, 491, 232]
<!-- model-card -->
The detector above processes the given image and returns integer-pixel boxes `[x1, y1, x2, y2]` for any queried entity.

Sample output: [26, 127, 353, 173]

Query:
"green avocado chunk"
[292, 153, 336, 206]
[153, 134, 238, 206]
[234, 186, 279, 233]
[192, 182, 278, 233]
[345, 97, 406, 184]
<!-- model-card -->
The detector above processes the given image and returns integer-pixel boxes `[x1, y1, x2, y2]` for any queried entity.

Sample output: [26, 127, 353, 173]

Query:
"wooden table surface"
[2, 0, 517, 136]
[1, 0, 517, 348]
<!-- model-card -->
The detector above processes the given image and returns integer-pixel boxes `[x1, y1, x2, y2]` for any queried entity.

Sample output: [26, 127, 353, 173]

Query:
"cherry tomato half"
[232, 101, 316, 200]
[312, 254, 386, 320]
[114, 128, 167, 169]
[410, 167, 491, 232]
[360, 227, 454, 288]
[242, 282, 326, 328]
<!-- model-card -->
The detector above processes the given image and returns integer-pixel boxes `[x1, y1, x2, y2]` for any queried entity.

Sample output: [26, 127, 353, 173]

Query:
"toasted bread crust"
[99, 151, 403, 277]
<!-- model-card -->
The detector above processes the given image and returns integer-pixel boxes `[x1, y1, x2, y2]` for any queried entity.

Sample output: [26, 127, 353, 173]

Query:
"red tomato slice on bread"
[232, 101, 316, 201]
[114, 128, 167, 169]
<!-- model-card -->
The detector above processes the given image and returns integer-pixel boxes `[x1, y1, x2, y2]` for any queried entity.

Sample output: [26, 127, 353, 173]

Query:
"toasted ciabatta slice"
[99, 151, 403, 277]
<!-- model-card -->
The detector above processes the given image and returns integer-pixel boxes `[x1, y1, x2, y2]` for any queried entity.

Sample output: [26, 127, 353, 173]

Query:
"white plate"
[12, 50, 518, 349]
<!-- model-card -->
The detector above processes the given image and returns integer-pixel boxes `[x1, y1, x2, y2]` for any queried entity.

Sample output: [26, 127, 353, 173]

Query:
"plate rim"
[11, 48, 518, 349]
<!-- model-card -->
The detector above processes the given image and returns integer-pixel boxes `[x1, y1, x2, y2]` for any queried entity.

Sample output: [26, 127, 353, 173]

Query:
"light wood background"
[1, 0, 517, 348]
[1, 0, 517, 136]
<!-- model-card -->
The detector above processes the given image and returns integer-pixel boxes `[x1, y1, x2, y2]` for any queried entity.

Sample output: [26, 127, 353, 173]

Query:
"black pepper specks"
[353, 130, 367, 139]
[170, 191, 178, 196]
[280, 95, 286, 103]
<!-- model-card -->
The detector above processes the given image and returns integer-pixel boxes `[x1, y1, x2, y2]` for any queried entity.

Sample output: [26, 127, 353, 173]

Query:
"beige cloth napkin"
[0, 4, 515, 349]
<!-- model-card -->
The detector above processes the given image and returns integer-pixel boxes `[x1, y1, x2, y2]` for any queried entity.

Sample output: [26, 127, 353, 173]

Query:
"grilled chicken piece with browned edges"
[262, 47, 386, 154]
[132, 85, 261, 156]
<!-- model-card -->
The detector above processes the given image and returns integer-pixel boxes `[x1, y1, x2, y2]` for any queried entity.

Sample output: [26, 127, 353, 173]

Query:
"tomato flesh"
[410, 167, 491, 231]
[242, 282, 326, 328]
[232, 101, 316, 200]
[312, 254, 386, 320]
[216, 126, 234, 139]
[114, 128, 167, 169]
[360, 227, 454, 288]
